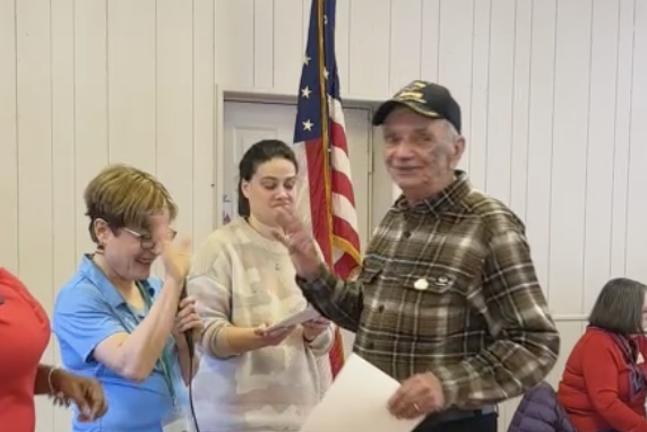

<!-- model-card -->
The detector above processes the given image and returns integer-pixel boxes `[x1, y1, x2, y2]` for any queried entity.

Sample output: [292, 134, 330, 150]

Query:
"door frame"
[213, 85, 390, 236]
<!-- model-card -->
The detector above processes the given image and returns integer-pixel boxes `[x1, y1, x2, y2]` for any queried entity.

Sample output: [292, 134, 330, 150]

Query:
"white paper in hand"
[298, 354, 425, 432]
[266, 305, 321, 332]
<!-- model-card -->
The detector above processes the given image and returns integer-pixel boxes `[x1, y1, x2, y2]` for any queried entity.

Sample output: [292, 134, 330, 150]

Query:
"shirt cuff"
[203, 323, 238, 359]
[295, 263, 335, 290]
[430, 363, 467, 409]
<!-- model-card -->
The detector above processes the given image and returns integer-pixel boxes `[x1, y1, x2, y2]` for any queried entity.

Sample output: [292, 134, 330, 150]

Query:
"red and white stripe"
[293, 96, 361, 394]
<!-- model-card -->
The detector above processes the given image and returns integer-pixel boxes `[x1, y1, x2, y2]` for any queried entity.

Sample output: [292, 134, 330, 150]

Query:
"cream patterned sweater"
[187, 217, 333, 432]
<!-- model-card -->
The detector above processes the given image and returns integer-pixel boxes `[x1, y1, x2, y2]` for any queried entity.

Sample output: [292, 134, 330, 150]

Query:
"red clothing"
[0, 268, 51, 432]
[557, 326, 647, 432]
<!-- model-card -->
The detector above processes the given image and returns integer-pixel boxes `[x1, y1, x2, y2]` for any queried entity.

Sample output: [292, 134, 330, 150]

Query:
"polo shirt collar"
[78, 254, 155, 308]
[394, 170, 471, 215]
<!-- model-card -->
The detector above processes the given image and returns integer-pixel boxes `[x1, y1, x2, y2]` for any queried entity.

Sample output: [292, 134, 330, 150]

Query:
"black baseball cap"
[371, 80, 462, 133]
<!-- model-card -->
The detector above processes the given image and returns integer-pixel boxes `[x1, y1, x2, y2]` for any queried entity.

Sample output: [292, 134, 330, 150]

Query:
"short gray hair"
[588, 277, 647, 334]
[442, 119, 460, 141]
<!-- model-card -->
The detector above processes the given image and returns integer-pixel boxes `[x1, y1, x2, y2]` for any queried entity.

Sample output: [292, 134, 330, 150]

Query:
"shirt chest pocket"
[405, 268, 468, 292]
[359, 259, 476, 296]
[396, 267, 478, 338]
[401, 268, 470, 303]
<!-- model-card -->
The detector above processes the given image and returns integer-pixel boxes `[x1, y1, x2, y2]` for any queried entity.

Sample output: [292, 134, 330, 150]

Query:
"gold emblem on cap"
[396, 91, 425, 102]
[403, 80, 428, 89]
[394, 80, 429, 104]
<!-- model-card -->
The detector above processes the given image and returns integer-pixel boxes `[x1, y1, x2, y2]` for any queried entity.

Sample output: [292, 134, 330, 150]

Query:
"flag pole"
[315, 0, 346, 370]
[315, 0, 334, 262]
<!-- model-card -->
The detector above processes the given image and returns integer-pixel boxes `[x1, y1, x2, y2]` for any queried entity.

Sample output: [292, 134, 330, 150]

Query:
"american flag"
[293, 0, 361, 386]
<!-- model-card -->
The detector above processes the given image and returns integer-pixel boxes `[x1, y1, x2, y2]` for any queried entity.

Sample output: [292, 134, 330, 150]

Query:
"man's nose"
[391, 139, 416, 159]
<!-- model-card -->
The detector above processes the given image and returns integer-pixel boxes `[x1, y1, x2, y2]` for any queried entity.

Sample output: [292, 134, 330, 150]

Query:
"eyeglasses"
[122, 227, 177, 250]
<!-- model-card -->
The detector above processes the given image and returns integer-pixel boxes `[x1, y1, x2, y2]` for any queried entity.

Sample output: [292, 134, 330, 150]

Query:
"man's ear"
[450, 136, 466, 169]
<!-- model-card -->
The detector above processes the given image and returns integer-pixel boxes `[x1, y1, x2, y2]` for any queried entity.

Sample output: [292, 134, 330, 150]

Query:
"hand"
[51, 369, 107, 422]
[273, 206, 322, 279]
[387, 372, 445, 419]
[253, 323, 296, 348]
[158, 227, 192, 282]
[173, 296, 203, 346]
[302, 317, 330, 342]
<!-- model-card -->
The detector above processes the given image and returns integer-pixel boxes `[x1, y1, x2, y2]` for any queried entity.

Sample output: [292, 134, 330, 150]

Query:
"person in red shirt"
[557, 277, 647, 432]
[0, 267, 108, 432]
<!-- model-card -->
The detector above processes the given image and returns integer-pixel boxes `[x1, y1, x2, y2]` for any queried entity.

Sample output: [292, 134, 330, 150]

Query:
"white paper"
[266, 306, 321, 332]
[299, 354, 425, 432]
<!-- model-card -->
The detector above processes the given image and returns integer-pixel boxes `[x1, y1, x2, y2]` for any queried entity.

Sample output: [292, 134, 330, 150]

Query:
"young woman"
[51, 164, 203, 432]
[188, 139, 333, 432]
[557, 277, 647, 432]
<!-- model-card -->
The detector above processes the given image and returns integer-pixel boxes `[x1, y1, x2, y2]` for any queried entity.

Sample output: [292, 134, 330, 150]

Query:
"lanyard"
[87, 257, 179, 407]
[135, 283, 178, 406]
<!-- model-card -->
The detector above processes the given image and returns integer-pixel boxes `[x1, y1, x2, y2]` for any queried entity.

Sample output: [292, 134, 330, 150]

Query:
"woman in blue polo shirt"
[51, 164, 203, 432]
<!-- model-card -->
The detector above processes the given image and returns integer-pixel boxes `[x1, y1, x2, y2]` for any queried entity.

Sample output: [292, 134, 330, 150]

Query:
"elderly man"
[275, 80, 560, 432]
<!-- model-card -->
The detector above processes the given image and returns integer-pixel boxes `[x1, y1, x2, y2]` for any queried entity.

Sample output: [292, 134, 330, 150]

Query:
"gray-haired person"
[557, 277, 647, 432]
[274, 80, 560, 432]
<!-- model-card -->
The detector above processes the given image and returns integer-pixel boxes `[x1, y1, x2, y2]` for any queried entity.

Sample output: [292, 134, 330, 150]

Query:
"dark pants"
[412, 412, 497, 432]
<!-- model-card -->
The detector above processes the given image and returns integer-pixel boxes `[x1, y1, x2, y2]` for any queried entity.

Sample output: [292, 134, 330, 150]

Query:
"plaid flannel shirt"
[297, 171, 560, 409]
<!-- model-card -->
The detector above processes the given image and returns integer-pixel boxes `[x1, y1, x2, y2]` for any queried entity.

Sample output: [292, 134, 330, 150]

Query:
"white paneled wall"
[2, 0, 647, 431]
[218, 0, 647, 319]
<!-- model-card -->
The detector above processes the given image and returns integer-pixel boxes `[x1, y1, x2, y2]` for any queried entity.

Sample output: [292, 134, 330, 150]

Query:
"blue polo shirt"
[52, 255, 189, 432]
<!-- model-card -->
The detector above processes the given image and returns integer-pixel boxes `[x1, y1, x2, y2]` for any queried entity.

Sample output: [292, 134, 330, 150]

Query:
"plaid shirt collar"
[393, 170, 471, 215]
